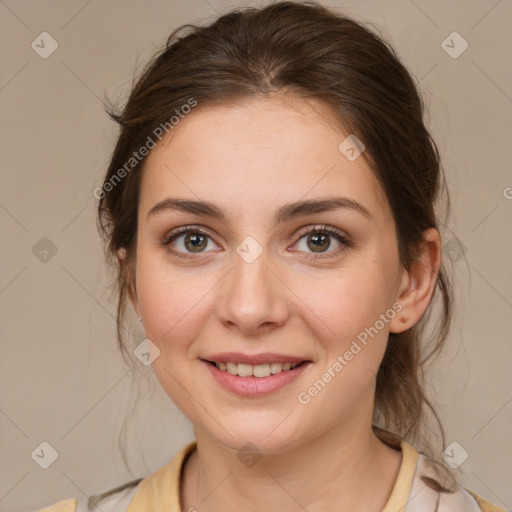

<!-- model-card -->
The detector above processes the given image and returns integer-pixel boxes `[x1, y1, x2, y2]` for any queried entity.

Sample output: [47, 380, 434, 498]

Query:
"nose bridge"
[216, 238, 288, 332]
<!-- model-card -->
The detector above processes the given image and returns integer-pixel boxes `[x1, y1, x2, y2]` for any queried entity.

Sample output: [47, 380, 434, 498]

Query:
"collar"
[127, 439, 419, 512]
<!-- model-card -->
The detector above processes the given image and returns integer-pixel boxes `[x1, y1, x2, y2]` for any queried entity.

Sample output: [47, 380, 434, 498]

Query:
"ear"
[117, 247, 140, 316]
[389, 228, 441, 334]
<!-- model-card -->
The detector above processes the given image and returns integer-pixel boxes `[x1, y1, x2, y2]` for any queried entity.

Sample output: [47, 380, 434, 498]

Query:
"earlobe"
[389, 269, 412, 333]
[389, 228, 441, 334]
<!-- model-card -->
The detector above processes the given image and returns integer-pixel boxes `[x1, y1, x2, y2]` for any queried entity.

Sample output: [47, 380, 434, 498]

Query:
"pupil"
[186, 233, 206, 251]
[309, 233, 329, 252]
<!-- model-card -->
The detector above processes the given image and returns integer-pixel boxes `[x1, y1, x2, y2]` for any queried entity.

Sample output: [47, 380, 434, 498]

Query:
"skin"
[123, 94, 441, 511]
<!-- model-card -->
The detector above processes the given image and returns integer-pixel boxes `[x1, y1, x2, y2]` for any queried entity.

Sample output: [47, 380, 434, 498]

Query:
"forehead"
[140, 95, 390, 223]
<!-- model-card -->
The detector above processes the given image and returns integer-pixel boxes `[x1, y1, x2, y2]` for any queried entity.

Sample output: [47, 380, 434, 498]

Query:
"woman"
[37, 1, 506, 511]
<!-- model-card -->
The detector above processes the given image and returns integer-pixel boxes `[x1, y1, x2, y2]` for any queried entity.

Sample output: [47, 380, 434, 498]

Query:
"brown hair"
[95, 0, 456, 502]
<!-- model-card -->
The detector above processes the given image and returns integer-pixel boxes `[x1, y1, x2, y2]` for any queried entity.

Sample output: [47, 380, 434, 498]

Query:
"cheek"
[134, 250, 216, 413]
[296, 271, 395, 407]
[297, 263, 398, 404]
[299, 263, 395, 341]
[135, 248, 213, 354]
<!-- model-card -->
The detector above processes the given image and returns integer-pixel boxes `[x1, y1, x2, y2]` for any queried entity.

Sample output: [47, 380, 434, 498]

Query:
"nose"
[215, 245, 289, 336]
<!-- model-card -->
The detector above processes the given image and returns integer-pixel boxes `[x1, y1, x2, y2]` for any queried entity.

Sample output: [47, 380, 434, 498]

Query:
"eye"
[162, 224, 351, 260]
[291, 224, 351, 258]
[162, 225, 218, 258]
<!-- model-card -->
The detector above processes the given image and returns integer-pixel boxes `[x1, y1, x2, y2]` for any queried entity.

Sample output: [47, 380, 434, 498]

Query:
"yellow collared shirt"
[36, 440, 507, 512]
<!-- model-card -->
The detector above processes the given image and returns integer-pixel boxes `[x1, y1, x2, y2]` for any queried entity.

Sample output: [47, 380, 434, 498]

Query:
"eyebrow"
[146, 196, 372, 225]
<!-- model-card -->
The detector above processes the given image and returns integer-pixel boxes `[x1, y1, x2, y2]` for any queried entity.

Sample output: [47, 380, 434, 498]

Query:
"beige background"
[1, 0, 511, 510]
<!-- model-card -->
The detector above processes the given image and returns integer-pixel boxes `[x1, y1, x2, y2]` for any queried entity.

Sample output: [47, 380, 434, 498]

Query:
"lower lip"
[202, 360, 311, 397]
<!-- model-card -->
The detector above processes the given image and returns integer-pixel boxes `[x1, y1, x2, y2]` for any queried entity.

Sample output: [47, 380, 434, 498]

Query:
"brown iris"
[184, 233, 208, 252]
[307, 232, 331, 253]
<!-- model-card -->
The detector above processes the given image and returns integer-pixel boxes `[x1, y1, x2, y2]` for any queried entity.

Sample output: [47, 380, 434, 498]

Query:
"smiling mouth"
[206, 360, 308, 378]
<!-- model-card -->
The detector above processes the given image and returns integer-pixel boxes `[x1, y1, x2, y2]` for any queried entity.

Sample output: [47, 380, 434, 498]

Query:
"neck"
[180, 423, 402, 512]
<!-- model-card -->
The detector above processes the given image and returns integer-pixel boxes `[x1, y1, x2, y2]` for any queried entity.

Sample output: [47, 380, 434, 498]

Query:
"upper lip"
[202, 352, 310, 365]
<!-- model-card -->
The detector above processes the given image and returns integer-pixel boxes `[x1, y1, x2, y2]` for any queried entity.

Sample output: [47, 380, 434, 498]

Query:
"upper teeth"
[214, 362, 300, 377]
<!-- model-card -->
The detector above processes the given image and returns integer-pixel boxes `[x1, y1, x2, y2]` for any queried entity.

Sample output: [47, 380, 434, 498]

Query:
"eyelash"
[162, 224, 352, 260]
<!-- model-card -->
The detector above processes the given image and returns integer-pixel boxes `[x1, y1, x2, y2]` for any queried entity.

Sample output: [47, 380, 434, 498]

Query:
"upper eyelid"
[164, 225, 217, 242]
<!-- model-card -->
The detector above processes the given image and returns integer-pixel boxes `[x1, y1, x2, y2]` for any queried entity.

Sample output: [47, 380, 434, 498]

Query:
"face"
[131, 95, 407, 454]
